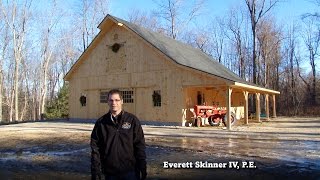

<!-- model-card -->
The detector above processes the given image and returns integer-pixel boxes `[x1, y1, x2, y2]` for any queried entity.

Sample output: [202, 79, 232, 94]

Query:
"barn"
[64, 14, 280, 129]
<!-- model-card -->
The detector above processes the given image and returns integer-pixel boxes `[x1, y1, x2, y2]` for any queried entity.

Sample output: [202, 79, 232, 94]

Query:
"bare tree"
[225, 7, 249, 78]
[20, 56, 30, 120]
[0, 5, 10, 122]
[256, 18, 282, 87]
[77, 0, 110, 51]
[211, 19, 226, 63]
[29, 60, 40, 120]
[301, 0, 320, 19]
[302, 17, 319, 105]
[128, 9, 162, 33]
[1, 0, 31, 121]
[285, 23, 298, 113]
[36, 0, 66, 119]
[244, 0, 280, 84]
[58, 30, 79, 81]
[152, 0, 205, 40]
[184, 29, 212, 54]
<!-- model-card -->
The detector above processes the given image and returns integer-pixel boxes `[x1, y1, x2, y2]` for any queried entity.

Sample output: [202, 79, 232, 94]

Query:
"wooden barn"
[64, 14, 280, 129]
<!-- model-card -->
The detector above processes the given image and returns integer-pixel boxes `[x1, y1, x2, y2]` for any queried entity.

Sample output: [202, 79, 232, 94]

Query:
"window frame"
[152, 90, 161, 107]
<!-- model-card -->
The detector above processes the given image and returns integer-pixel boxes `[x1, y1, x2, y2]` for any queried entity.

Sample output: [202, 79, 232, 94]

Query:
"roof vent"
[111, 43, 121, 53]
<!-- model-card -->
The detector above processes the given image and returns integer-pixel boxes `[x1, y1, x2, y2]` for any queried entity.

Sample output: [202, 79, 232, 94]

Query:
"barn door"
[135, 88, 149, 120]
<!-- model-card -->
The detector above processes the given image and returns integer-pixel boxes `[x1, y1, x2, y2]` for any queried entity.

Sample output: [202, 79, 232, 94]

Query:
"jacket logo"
[122, 122, 131, 129]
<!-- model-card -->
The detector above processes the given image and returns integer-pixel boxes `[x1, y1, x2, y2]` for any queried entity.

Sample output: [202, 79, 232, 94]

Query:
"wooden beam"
[226, 87, 233, 130]
[272, 94, 277, 118]
[234, 82, 280, 94]
[243, 91, 249, 125]
[265, 94, 270, 120]
[182, 84, 226, 88]
[256, 93, 261, 122]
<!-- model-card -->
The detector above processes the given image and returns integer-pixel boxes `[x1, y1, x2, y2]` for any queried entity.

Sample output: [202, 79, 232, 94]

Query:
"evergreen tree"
[45, 83, 69, 119]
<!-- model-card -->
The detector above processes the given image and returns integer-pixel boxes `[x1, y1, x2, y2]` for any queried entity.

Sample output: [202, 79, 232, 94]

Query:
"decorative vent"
[111, 43, 121, 53]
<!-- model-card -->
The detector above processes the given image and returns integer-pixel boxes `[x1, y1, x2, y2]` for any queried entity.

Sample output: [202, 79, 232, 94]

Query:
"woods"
[0, 0, 319, 122]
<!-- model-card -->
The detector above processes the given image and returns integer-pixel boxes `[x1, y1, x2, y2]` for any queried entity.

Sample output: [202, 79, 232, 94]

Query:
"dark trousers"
[105, 170, 138, 180]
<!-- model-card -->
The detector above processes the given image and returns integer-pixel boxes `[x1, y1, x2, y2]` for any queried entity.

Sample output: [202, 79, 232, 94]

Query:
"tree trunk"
[0, 71, 2, 122]
[40, 66, 49, 118]
[252, 27, 257, 84]
[9, 87, 14, 122]
[14, 58, 19, 121]
[311, 56, 316, 105]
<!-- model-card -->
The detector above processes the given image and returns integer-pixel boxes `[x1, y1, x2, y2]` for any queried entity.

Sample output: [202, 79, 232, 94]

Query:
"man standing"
[91, 89, 147, 180]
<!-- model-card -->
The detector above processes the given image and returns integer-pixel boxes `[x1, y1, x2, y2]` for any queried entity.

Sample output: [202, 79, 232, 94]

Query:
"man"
[91, 89, 147, 180]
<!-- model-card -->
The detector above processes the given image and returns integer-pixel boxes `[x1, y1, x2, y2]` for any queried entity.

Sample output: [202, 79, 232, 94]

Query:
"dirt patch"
[0, 117, 319, 179]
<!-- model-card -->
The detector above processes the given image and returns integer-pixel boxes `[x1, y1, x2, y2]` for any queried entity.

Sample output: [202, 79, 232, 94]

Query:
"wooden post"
[226, 87, 233, 130]
[256, 93, 261, 122]
[265, 94, 269, 120]
[272, 94, 277, 118]
[181, 108, 187, 126]
[243, 91, 249, 125]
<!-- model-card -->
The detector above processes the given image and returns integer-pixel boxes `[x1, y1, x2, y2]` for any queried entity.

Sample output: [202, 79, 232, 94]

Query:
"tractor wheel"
[208, 115, 220, 126]
[223, 112, 237, 127]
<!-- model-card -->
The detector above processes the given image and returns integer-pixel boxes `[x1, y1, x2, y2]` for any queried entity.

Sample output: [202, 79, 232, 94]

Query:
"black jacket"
[90, 111, 147, 179]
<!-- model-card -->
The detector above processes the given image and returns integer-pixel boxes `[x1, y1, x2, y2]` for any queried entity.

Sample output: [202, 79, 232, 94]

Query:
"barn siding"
[68, 22, 237, 124]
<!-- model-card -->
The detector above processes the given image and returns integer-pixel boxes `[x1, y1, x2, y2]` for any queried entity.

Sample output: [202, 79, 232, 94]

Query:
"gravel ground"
[0, 117, 319, 179]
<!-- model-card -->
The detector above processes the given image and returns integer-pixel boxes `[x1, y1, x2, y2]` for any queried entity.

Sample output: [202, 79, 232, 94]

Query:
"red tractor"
[192, 105, 237, 127]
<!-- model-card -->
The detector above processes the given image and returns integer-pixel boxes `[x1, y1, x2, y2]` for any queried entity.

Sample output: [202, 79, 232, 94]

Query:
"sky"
[108, 0, 318, 70]
[109, 0, 318, 24]
[45, 0, 318, 71]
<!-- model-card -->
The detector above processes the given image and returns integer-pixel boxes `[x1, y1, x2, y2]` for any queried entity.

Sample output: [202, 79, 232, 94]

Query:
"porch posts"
[265, 94, 270, 120]
[256, 93, 261, 122]
[226, 87, 233, 130]
[243, 91, 249, 125]
[272, 94, 277, 118]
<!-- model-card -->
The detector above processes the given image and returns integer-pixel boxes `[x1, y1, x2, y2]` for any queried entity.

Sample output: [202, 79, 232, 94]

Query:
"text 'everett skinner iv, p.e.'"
[163, 161, 257, 169]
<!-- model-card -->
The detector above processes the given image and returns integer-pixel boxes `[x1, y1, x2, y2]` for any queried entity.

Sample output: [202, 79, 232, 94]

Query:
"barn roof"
[107, 15, 248, 84]
[64, 14, 280, 94]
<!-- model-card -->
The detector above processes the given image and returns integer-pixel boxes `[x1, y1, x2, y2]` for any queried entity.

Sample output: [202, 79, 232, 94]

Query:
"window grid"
[100, 91, 109, 103]
[100, 90, 134, 103]
[153, 90, 161, 107]
[122, 90, 134, 103]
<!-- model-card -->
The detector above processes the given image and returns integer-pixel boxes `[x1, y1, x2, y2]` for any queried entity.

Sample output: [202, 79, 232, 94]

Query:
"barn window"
[100, 91, 109, 103]
[121, 90, 134, 103]
[152, 90, 161, 107]
[80, 95, 87, 106]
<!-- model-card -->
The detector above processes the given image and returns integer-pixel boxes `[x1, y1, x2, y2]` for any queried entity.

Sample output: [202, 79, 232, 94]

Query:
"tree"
[283, 23, 299, 114]
[127, 9, 161, 33]
[152, 0, 205, 40]
[244, 0, 280, 84]
[76, 0, 110, 51]
[301, 0, 320, 19]
[0, 7, 10, 122]
[1, 0, 31, 121]
[45, 83, 69, 119]
[225, 7, 249, 78]
[37, 0, 61, 120]
[256, 18, 282, 87]
[301, 16, 319, 105]
[183, 28, 213, 55]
